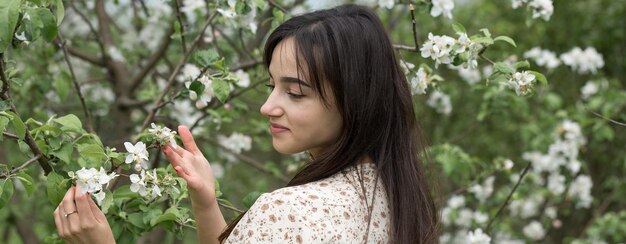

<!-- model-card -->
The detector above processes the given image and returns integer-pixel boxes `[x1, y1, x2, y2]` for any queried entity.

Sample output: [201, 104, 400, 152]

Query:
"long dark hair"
[220, 4, 438, 243]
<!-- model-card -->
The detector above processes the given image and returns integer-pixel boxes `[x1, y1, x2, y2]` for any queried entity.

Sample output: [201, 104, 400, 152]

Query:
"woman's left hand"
[53, 185, 115, 244]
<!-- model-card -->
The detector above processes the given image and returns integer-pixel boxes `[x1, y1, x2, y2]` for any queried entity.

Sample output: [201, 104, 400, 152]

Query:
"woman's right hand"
[162, 125, 217, 210]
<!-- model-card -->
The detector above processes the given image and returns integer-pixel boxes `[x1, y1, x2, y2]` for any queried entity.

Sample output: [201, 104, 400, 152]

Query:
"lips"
[270, 123, 289, 134]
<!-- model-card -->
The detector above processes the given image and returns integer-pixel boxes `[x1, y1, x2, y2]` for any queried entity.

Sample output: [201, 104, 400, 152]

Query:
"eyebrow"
[269, 74, 312, 88]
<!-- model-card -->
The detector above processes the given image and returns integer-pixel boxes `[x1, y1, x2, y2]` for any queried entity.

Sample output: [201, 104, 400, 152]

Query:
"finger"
[61, 186, 77, 212]
[162, 145, 184, 168]
[178, 125, 200, 154]
[174, 165, 191, 179]
[170, 143, 193, 158]
[53, 207, 65, 237]
[86, 193, 108, 224]
[61, 187, 80, 239]
[74, 185, 97, 226]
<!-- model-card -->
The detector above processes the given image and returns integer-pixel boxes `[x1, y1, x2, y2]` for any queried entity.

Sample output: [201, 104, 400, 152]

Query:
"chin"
[272, 141, 304, 154]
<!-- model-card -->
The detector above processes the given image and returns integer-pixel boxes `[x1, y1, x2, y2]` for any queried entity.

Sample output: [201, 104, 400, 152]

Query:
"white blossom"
[178, 64, 201, 82]
[469, 176, 495, 203]
[69, 167, 117, 206]
[507, 71, 536, 96]
[399, 61, 415, 75]
[473, 211, 489, 224]
[124, 141, 149, 171]
[93, 191, 107, 206]
[560, 47, 604, 74]
[234, 69, 250, 88]
[503, 159, 515, 170]
[378, 0, 395, 9]
[448, 195, 466, 209]
[218, 132, 252, 162]
[509, 194, 544, 218]
[130, 171, 148, 196]
[547, 172, 566, 194]
[430, 0, 454, 19]
[427, 90, 452, 115]
[529, 0, 554, 21]
[524, 47, 560, 70]
[580, 81, 599, 100]
[523, 221, 546, 240]
[107, 47, 126, 63]
[410, 68, 429, 95]
[421, 33, 456, 67]
[455, 208, 474, 227]
[567, 175, 593, 208]
[511, 0, 528, 9]
[457, 66, 482, 85]
[467, 228, 491, 244]
[212, 162, 225, 179]
[544, 206, 557, 219]
[148, 123, 177, 147]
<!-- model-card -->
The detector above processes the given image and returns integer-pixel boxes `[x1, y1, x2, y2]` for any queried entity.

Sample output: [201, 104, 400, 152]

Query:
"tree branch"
[173, 0, 188, 53]
[0, 55, 52, 175]
[393, 44, 418, 52]
[10, 155, 41, 175]
[129, 25, 176, 93]
[58, 32, 96, 133]
[409, 2, 420, 50]
[140, 13, 218, 132]
[2, 132, 18, 140]
[486, 161, 532, 233]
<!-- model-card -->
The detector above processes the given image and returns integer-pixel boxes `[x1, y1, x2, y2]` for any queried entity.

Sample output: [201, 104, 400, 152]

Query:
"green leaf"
[212, 78, 230, 103]
[494, 35, 516, 47]
[7, 111, 26, 140]
[0, 0, 22, 52]
[16, 171, 34, 196]
[494, 62, 515, 75]
[53, 114, 83, 132]
[528, 70, 548, 86]
[514, 60, 530, 70]
[27, 8, 58, 41]
[113, 185, 139, 199]
[242, 191, 262, 208]
[50, 142, 73, 164]
[0, 100, 9, 111]
[0, 116, 9, 141]
[76, 143, 106, 162]
[479, 28, 491, 38]
[272, 8, 284, 23]
[54, 77, 70, 101]
[0, 179, 15, 209]
[18, 140, 29, 153]
[194, 49, 219, 67]
[54, 0, 64, 26]
[471, 36, 494, 45]
[46, 171, 68, 205]
[150, 207, 179, 226]
[452, 22, 466, 34]
[127, 212, 147, 228]
[188, 80, 205, 95]
[100, 190, 114, 214]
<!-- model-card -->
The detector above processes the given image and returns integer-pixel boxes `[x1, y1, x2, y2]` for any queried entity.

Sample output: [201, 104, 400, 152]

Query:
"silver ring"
[64, 210, 78, 218]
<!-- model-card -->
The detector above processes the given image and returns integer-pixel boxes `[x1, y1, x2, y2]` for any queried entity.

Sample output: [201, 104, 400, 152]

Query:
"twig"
[218, 201, 244, 213]
[479, 53, 496, 65]
[393, 44, 418, 52]
[140, 13, 218, 132]
[9, 155, 42, 175]
[58, 32, 96, 133]
[268, 0, 288, 14]
[66, 1, 106, 64]
[173, 0, 188, 53]
[2, 132, 19, 140]
[589, 110, 626, 127]
[0, 56, 52, 175]
[486, 161, 532, 233]
[53, 41, 104, 66]
[129, 25, 175, 92]
[409, 2, 420, 50]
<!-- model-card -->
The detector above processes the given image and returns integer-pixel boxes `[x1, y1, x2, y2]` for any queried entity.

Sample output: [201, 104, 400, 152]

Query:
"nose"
[260, 91, 283, 117]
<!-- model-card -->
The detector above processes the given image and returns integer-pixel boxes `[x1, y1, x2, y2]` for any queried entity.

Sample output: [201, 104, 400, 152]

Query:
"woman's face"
[260, 38, 343, 157]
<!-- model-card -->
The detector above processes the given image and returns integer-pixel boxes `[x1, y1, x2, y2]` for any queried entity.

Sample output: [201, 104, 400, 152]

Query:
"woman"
[54, 4, 438, 243]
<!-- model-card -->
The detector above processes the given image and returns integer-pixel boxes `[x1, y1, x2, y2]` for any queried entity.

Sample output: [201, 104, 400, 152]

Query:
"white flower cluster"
[130, 169, 162, 200]
[427, 90, 452, 115]
[512, 0, 554, 21]
[410, 68, 430, 95]
[506, 71, 536, 96]
[560, 47, 605, 74]
[509, 194, 545, 218]
[524, 47, 560, 70]
[523, 220, 546, 240]
[218, 132, 252, 162]
[520, 120, 593, 211]
[580, 80, 599, 100]
[124, 141, 150, 171]
[468, 176, 495, 203]
[430, 0, 455, 19]
[148, 123, 177, 146]
[421, 33, 481, 69]
[467, 228, 492, 244]
[215, 0, 259, 33]
[441, 195, 489, 228]
[68, 167, 118, 205]
[179, 64, 216, 109]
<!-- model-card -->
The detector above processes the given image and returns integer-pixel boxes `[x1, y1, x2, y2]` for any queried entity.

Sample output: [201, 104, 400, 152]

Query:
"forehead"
[269, 38, 300, 78]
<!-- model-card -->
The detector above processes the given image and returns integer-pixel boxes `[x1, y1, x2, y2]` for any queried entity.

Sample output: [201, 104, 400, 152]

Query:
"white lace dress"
[224, 163, 391, 243]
